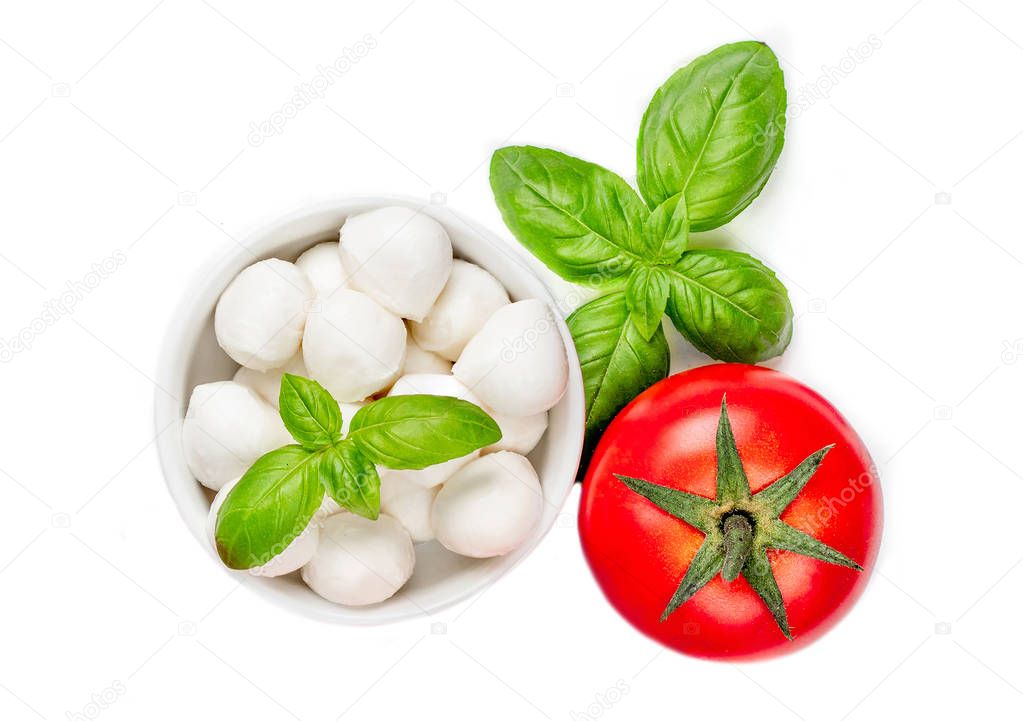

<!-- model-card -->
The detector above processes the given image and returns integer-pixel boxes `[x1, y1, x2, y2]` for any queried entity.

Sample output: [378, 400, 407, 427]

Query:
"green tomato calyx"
[614, 395, 862, 640]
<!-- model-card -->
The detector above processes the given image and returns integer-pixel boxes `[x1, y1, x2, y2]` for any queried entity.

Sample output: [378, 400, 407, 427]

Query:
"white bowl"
[155, 196, 585, 623]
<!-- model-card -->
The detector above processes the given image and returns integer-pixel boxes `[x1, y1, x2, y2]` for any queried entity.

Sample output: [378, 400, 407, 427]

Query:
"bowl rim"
[154, 194, 585, 624]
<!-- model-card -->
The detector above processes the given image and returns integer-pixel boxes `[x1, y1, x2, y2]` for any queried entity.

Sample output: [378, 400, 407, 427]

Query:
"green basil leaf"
[637, 42, 786, 231]
[490, 146, 646, 286]
[568, 291, 670, 466]
[347, 395, 502, 470]
[663, 248, 792, 362]
[279, 373, 342, 449]
[214, 445, 323, 570]
[625, 266, 670, 341]
[641, 192, 688, 264]
[319, 441, 380, 520]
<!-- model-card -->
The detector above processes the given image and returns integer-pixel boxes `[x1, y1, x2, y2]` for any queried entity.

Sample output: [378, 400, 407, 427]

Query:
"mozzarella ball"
[295, 241, 348, 297]
[389, 372, 476, 399]
[233, 352, 307, 409]
[302, 514, 414, 606]
[339, 206, 452, 321]
[313, 495, 345, 524]
[385, 374, 482, 487]
[339, 401, 365, 437]
[215, 259, 313, 371]
[207, 477, 320, 577]
[410, 260, 509, 361]
[453, 299, 568, 416]
[432, 452, 543, 558]
[484, 407, 548, 455]
[303, 289, 406, 401]
[182, 381, 291, 491]
[402, 335, 452, 376]
[379, 472, 439, 542]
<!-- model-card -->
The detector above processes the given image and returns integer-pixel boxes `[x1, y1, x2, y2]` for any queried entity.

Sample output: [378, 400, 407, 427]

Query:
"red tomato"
[579, 364, 882, 660]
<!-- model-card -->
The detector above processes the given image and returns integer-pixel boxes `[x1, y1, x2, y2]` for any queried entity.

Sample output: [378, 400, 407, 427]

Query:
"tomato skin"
[579, 364, 883, 660]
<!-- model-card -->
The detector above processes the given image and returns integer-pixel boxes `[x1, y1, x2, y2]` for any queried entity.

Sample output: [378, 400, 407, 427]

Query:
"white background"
[1, 0, 1020, 718]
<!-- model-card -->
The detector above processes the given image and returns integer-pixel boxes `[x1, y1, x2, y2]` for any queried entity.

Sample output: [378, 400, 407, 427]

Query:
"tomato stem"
[721, 514, 753, 582]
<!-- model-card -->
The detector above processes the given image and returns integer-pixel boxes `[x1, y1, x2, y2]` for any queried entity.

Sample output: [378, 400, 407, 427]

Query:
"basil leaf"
[640, 193, 688, 264]
[625, 266, 670, 341]
[214, 445, 323, 570]
[568, 291, 670, 464]
[347, 395, 502, 470]
[490, 146, 646, 286]
[637, 42, 786, 231]
[278, 373, 342, 449]
[319, 441, 380, 520]
[663, 248, 792, 362]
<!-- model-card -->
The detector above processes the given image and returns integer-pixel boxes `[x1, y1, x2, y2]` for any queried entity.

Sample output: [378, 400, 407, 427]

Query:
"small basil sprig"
[490, 41, 792, 464]
[214, 374, 502, 570]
